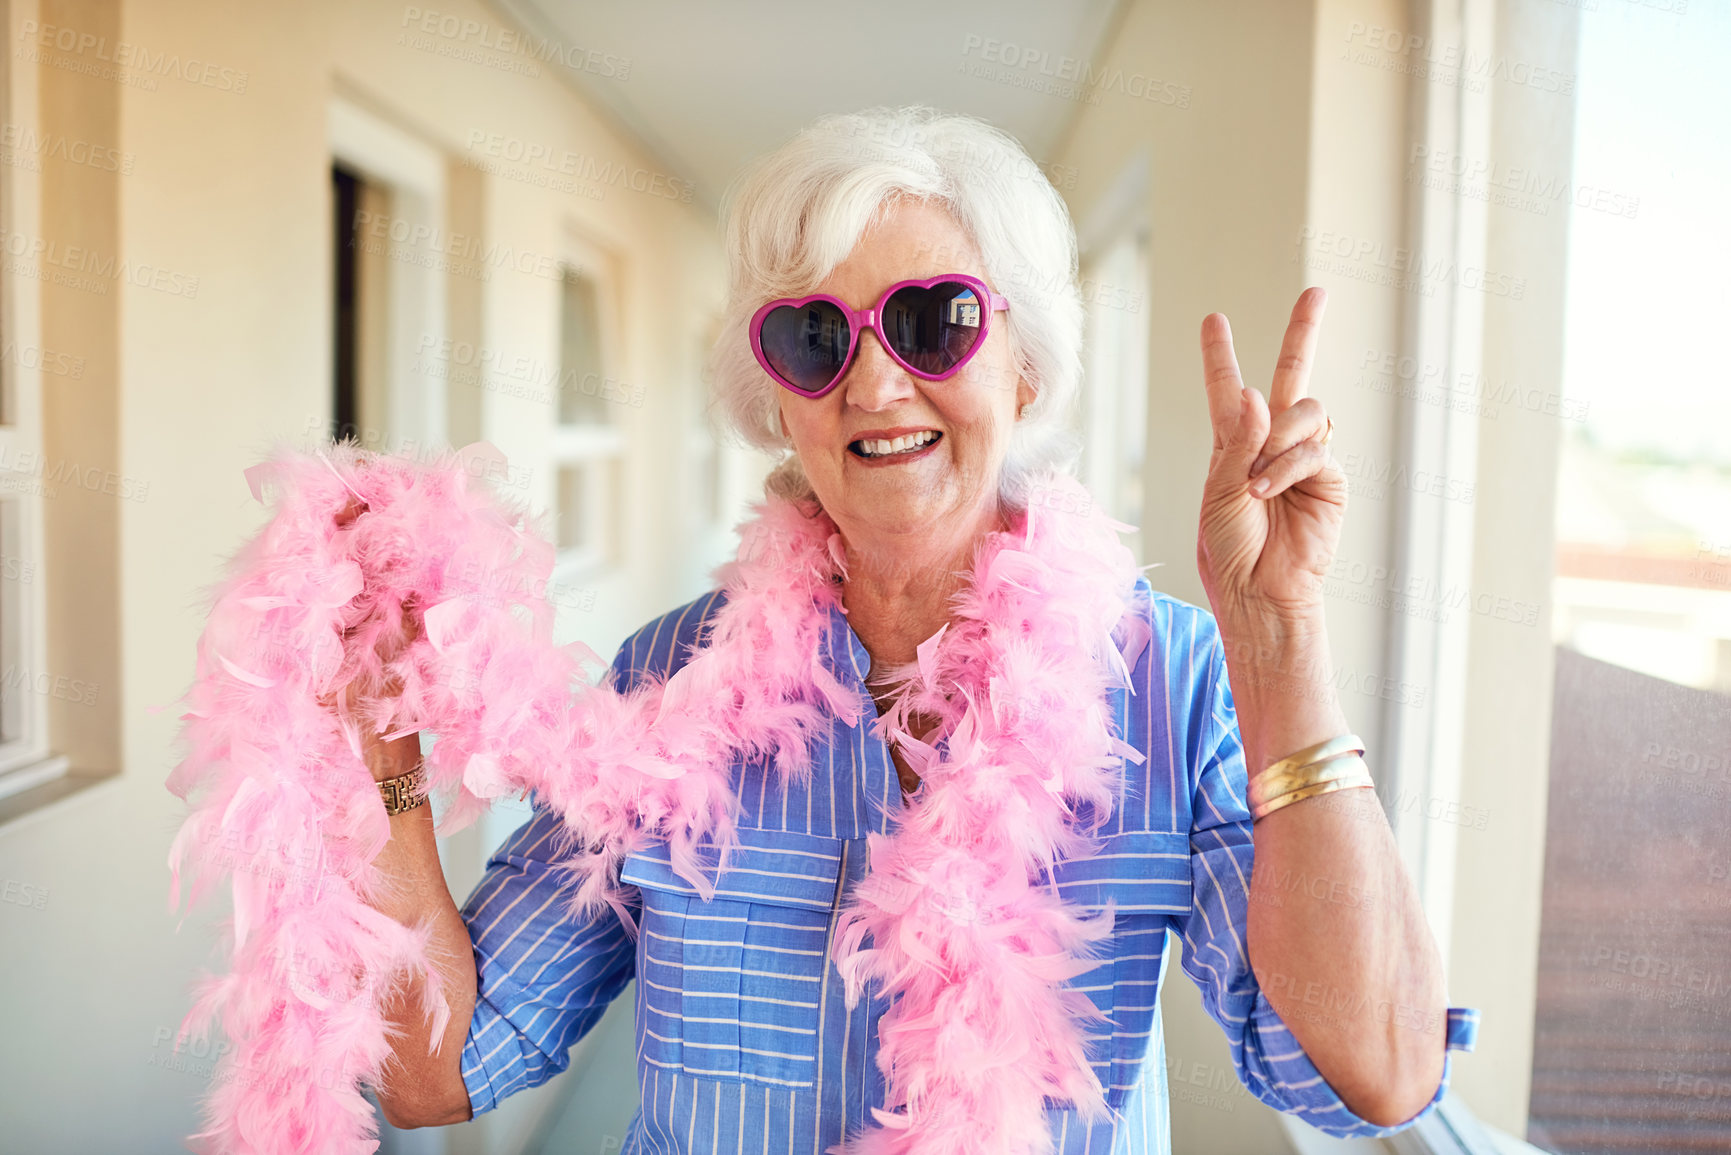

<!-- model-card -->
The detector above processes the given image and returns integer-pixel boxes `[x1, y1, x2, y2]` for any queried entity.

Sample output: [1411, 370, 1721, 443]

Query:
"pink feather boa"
[167, 439, 1151, 1155]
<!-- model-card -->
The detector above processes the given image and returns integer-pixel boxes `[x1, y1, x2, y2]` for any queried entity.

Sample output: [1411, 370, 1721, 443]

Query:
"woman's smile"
[846, 428, 943, 466]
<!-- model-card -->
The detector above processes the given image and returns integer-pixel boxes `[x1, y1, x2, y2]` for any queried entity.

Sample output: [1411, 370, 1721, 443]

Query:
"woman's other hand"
[314, 495, 423, 782]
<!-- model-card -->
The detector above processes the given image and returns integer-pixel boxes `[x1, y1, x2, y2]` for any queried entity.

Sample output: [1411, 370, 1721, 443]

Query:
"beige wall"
[1058, 0, 1582, 1146]
[1055, 0, 1512, 1149]
[0, 0, 724, 1150]
[1057, 1, 1413, 1146]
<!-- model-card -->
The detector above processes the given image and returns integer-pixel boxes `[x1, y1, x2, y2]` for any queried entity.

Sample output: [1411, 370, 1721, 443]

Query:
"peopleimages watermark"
[1656, 1070, 1731, 1122]
[909, 240, 1144, 315]
[1584, 945, 1728, 1016]
[1305, 783, 1493, 832]
[1693, 539, 1731, 589]
[0, 123, 133, 175]
[349, 209, 563, 284]
[1553, 0, 1691, 14]
[0, 445, 150, 502]
[1340, 21, 1576, 95]
[0, 664, 98, 708]
[0, 553, 38, 584]
[1354, 346, 1588, 423]
[1164, 1055, 1256, 1114]
[1324, 554, 1544, 628]
[1, 338, 84, 379]
[398, 8, 631, 82]
[1632, 740, 1731, 803]
[833, 118, 1079, 193]
[16, 19, 249, 94]
[455, 556, 599, 615]
[1408, 144, 1639, 221]
[1224, 639, 1430, 710]
[1338, 451, 1475, 506]
[299, 416, 535, 492]
[414, 334, 647, 411]
[1263, 970, 1446, 1037]
[1250, 864, 1380, 914]
[148, 1027, 355, 1092]
[0, 876, 49, 911]
[0, 226, 199, 299]
[958, 35, 1191, 109]
[1295, 226, 1526, 300]
[464, 131, 693, 203]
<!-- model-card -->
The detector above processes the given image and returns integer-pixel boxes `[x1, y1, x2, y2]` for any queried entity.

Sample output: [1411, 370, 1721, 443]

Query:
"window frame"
[548, 231, 627, 581]
[1075, 149, 1152, 534]
[326, 93, 449, 452]
[0, 0, 69, 800]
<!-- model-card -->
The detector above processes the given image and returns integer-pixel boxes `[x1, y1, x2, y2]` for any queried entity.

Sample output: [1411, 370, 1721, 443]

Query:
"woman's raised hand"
[1195, 287, 1347, 636]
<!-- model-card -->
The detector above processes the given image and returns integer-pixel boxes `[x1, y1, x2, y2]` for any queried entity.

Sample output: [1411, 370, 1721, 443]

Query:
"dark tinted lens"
[759, 301, 851, 393]
[880, 282, 987, 375]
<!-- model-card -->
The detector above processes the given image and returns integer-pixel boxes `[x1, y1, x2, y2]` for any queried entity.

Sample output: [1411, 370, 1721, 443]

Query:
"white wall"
[0, 1, 725, 1150]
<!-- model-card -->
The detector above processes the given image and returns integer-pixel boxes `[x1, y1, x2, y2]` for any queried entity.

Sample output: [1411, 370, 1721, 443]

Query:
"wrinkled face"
[776, 198, 1034, 548]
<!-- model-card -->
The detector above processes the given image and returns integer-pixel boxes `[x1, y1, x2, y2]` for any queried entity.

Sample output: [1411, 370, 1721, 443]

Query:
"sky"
[1561, 0, 1731, 466]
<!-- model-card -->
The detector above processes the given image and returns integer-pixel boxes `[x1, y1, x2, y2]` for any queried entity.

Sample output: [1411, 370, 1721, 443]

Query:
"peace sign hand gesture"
[1196, 287, 1347, 636]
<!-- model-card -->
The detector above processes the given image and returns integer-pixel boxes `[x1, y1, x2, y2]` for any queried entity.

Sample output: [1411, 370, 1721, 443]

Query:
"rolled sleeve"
[1175, 617, 1480, 1139]
[458, 801, 640, 1115]
[458, 635, 658, 1114]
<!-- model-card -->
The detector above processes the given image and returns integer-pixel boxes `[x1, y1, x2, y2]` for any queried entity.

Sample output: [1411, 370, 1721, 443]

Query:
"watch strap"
[378, 760, 428, 816]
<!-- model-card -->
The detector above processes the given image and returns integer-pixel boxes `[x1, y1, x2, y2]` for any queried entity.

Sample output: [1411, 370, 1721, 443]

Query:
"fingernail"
[1249, 477, 1272, 497]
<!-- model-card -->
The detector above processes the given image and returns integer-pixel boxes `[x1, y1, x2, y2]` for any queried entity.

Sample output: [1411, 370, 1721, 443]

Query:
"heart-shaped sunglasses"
[749, 273, 1010, 398]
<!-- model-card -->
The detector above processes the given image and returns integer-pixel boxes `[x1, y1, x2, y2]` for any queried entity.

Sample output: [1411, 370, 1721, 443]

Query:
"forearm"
[362, 734, 477, 1129]
[1222, 614, 1446, 1126]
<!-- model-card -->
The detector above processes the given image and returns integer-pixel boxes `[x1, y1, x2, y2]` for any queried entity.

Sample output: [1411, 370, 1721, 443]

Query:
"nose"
[841, 324, 919, 412]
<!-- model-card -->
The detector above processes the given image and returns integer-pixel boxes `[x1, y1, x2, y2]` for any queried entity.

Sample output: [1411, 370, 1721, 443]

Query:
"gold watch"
[377, 760, 429, 816]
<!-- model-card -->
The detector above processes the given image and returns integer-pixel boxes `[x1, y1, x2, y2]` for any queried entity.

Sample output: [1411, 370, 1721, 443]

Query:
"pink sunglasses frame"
[748, 273, 1011, 398]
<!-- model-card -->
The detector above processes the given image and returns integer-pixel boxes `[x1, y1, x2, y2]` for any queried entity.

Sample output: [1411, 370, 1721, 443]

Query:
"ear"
[1015, 379, 1036, 419]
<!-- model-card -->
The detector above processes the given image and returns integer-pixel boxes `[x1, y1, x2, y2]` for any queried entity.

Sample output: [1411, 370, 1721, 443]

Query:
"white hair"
[704, 104, 1085, 508]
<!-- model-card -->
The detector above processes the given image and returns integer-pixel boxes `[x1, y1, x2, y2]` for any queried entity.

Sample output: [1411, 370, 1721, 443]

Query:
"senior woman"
[361, 107, 1475, 1152]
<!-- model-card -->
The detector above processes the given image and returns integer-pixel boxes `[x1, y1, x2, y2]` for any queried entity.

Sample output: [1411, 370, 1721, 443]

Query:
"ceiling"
[498, 0, 1127, 212]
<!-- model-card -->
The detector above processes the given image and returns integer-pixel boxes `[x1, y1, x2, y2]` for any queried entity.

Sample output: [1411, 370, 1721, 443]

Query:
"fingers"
[333, 495, 369, 529]
[1248, 435, 1337, 501]
[1250, 397, 1328, 477]
[1270, 287, 1328, 413]
[1200, 313, 1247, 450]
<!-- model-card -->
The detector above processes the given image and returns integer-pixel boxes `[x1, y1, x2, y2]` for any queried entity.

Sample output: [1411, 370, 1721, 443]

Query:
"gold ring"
[1321, 416, 1334, 447]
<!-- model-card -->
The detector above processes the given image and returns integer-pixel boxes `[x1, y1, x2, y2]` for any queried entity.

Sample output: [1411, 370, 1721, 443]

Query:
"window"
[1079, 228, 1150, 529]
[0, 0, 67, 801]
[1529, 5, 1731, 1150]
[326, 97, 447, 454]
[549, 248, 626, 574]
[1075, 149, 1151, 533]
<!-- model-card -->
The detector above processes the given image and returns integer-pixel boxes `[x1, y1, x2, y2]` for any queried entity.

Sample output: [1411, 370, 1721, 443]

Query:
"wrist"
[1216, 616, 1351, 776]
[1216, 596, 1329, 656]
[365, 731, 422, 784]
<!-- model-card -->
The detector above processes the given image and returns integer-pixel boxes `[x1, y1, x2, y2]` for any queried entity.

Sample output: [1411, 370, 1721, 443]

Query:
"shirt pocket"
[1044, 828, 1193, 1109]
[620, 826, 845, 1091]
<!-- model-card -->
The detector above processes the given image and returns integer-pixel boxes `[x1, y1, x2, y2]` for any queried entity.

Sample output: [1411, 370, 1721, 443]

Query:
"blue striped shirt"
[457, 578, 1478, 1152]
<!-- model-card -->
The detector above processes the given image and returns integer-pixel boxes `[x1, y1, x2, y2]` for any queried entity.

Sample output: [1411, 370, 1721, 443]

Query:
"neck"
[833, 497, 1010, 680]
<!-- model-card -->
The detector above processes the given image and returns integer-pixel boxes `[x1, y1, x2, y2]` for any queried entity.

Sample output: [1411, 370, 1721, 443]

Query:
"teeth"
[855, 431, 938, 457]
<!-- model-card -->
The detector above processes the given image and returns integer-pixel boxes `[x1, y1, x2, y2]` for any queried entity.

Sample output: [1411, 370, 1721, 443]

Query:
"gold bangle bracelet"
[1259, 734, 1366, 780]
[1250, 747, 1364, 810]
[1250, 755, 1376, 821]
[1248, 734, 1370, 821]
